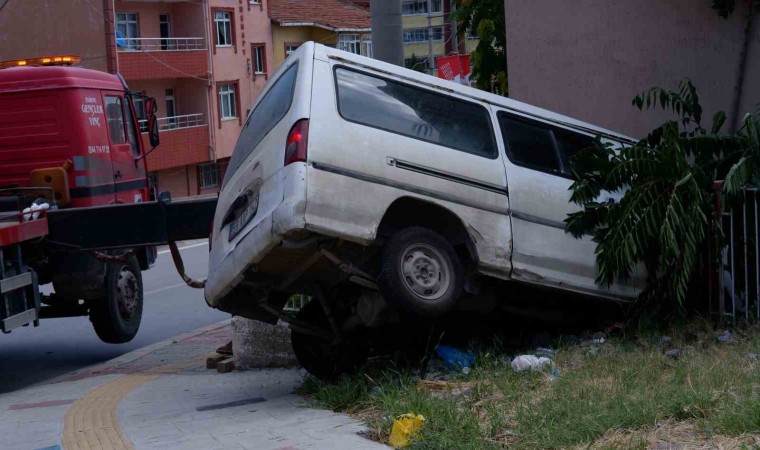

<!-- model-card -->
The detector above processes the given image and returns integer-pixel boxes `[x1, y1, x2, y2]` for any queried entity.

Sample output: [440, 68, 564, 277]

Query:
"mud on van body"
[205, 42, 644, 378]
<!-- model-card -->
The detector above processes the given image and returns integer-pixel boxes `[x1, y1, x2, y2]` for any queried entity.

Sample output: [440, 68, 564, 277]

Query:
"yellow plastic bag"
[389, 413, 425, 448]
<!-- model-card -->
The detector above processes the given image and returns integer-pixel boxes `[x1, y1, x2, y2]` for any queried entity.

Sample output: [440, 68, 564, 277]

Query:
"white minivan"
[206, 43, 642, 378]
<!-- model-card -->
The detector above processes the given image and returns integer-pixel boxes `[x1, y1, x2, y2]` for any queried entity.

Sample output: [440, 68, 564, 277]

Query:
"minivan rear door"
[209, 43, 313, 276]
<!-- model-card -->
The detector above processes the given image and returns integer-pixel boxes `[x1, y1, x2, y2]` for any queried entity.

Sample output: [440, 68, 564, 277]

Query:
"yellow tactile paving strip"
[61, 356, 207, 450]
[62, 374, 157, 450]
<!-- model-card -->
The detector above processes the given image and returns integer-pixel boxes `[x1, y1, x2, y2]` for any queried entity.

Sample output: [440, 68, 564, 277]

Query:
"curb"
[46, 318, 232, 386]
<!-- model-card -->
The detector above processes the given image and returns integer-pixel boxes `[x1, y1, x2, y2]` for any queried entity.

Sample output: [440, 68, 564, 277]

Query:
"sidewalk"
[0, 320, 388, 450]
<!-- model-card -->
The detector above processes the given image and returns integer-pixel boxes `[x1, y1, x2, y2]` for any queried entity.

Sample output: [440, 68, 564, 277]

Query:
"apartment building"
[114, 0, 274, 197]
[269, 0, 372, 70]
[402, 0, 478, 74]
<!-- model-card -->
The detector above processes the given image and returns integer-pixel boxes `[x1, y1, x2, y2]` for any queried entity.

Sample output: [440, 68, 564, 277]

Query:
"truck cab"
[0, 61, 153, 207]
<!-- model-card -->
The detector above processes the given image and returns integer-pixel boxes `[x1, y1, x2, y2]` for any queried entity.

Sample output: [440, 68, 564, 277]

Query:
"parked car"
[205, 42, 643, 378]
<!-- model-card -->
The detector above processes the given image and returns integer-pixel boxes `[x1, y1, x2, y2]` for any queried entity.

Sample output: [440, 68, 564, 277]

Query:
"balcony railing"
[118, 37, 206, 52]
[139, 114, 206, 132]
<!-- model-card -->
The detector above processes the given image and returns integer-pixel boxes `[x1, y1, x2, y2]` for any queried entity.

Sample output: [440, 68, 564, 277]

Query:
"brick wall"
[119, 51, 208, 80]
[157, 167, 191, 198]
[143, 125, 209, 172]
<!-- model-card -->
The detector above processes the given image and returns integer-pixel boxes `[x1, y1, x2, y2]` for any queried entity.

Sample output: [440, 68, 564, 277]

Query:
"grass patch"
[299, 325, 760, 449]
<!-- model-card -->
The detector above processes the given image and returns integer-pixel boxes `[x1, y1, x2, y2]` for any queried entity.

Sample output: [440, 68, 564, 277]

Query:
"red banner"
[436, 55, 471, 86]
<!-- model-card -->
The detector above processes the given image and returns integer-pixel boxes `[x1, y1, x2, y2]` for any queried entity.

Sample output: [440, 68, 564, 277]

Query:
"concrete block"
[231, 317, 298, 370]
[207, 353, 228, 369]
[217, 358, 235, 373]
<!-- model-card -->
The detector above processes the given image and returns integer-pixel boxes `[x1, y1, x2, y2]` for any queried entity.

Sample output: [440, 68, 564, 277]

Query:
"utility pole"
[450, 0, 459, 55]
[371, 0, 404, 66]
[427, 0, 434, 73]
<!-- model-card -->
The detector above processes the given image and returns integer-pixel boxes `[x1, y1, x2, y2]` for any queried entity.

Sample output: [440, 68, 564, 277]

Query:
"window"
[133, 95, 146, 132]
[498, 113, 594, 176]
[252, 44, 266, 74]
[214, 11, 233, 47]
[249, 0, 261, 3]
[361, 36, 373, 58]
[123, 98, 141, 156]
[403, 27, 443, 43]
[116, 13, 139, 50]
[285, 43, 301, 58]
[224, 63, 299, 185]
[165, 88, 176, 128]
[104, 96, 126, 145]
[199, 162, 219, 189]
[160, 14, 171, 50]
[402, 0, 441, 15]
[218, 84, 237, 120]
[338, 34, 361, 55]
[335, 68, 496, 158]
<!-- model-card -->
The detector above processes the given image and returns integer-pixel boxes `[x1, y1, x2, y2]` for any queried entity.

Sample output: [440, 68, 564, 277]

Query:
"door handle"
[221, 190, 252, 228]
[114, 170, 123, 180]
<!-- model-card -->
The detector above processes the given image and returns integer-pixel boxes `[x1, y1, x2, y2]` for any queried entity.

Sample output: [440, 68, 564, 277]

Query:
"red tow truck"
[0, 56, 215, 342]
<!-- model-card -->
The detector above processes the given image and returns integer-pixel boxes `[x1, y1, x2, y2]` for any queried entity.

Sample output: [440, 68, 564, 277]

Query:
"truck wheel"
[291, 300, 368, 380]
[378, 227, 463, 317]
[90, 256, 143, 344]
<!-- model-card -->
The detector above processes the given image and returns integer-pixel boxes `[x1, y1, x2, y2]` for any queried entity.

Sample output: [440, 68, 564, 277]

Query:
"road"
[0, 242, 228, 394]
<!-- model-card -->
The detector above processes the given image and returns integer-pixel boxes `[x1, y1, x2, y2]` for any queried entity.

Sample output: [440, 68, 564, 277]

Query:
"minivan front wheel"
[378, 227, 463, 316]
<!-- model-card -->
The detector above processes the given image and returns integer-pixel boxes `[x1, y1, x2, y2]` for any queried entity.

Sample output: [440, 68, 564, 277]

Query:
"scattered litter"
[371, 386, 383, 397]
[664, 349, 682, 359]
[748, 352, 758, 361]
[493, 428, 517, 439]
[535, 347, 555, 358]
[590, 337, 606, 345]
[511, 355, 551, 372]
[435, 345, 476, 371]
[389, 413, 425, 448]
[461, 366, 471, 375]
[717, 330, 733, 344]
[658, 336, 672, 346]
[587, 346, 601, 356]
[548, 368, 560, 382]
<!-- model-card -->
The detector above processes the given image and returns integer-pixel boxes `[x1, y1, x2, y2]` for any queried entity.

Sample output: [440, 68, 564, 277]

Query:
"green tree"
[565, 81, 760, 308]
[405, 53, 427, 73]
[450, 0, 507, 94]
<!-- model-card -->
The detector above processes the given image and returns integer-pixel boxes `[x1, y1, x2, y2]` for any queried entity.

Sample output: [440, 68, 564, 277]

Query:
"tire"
[378, 226, 463, 317]
[89, 256, 143, 344]
[290, 300, 368, 380]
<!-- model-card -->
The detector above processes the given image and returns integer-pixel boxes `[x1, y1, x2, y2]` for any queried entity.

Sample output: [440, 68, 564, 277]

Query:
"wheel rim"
[116, 267, 139, 320]
[400, 243, 451, 301]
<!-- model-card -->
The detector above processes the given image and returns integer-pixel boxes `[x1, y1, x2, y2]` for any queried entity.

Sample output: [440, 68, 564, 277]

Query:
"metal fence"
[117, 37, 206, 52]
[139, 114, 205, 133]
[714, 187, 760, 324]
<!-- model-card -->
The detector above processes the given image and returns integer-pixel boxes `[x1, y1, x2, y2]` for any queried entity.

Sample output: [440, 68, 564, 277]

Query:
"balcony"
[139, 113, 206, 132]
[117, 38, 208, 81]
[141, 114, 209, 171]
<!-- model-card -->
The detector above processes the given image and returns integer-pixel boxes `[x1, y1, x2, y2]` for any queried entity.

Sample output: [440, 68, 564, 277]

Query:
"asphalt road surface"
[0, 242, 228, 394]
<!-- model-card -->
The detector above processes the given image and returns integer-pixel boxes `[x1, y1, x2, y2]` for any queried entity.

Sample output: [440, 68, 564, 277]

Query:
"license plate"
[228, 193, 259, 241]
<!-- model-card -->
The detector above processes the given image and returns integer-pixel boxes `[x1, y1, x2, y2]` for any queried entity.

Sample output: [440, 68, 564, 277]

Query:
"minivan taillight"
[284, 119, 309, 166]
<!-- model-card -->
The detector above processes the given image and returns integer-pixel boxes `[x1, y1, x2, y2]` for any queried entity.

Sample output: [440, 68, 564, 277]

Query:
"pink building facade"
[114, 0, 274, 197]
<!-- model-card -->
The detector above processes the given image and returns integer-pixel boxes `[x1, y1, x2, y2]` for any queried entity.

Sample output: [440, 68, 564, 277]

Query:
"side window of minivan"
[498, 113, 594, 177]
[335, 67, 497, 159]
[223, 63, 299, 186]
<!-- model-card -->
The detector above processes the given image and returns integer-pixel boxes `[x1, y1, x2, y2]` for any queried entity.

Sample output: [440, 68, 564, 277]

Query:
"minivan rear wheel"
[291, 300, 368, 380]
[378, 227, 463, 317]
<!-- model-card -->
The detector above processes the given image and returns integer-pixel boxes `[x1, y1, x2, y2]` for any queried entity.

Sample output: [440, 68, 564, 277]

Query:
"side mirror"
[145, 97, 160, 148]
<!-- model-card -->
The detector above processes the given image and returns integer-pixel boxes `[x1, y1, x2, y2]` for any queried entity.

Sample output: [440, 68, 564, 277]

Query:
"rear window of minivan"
[223, 63, 299, 186]
[335, 67, 497, 159]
